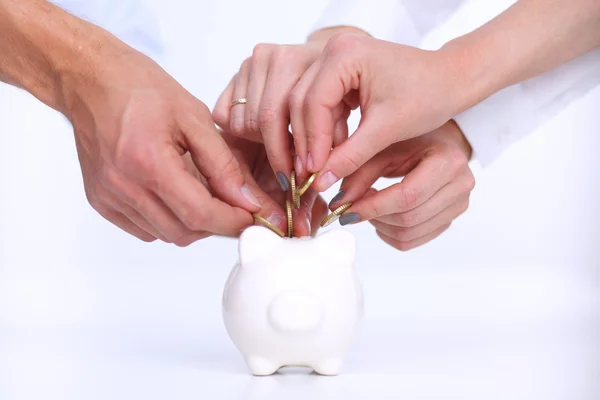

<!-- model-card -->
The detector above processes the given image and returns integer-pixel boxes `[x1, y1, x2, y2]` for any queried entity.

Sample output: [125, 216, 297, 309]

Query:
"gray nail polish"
[329, 190, 345, 206]
[276, 171, 290, 191]
[339, 213, 361, 226]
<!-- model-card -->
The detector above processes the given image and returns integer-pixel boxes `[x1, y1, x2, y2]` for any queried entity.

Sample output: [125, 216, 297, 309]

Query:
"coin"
[291, 171, 300, 209]
[297, 172, 318, 197]
[320, 201, 353, 228]
[253, 213, 285, 237]
[286, 200, 293, 238]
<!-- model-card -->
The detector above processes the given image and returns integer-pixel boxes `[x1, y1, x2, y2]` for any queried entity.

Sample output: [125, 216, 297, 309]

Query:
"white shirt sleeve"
[453, 49, 600, 166]
[312, 0, 600, 167]
[48, 0, 164, 62]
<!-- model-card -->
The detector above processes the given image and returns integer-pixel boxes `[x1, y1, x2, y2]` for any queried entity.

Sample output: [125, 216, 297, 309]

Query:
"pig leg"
[312, 357, 343, 376]
[245, 355, 280, 376]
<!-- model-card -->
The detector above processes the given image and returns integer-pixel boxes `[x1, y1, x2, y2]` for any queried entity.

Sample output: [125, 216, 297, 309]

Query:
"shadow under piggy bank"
[222, 225, 364, 376]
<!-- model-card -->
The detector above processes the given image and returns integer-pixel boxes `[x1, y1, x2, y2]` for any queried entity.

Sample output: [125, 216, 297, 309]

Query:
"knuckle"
[449, 149, 468, 171]
[258, 107, 278, 128]
[395, 185, 420, 210]
[240, 57, 252, 73]
[115, 142, 157, 177]
[245, 112, 260, 133]
[395, 240, 414, 252]
[230, 115, 246, 136]
[396, 210, 420, 228]
[273, 46, 297, 64]
[252, 43, 273, 60]
[463, 173, 476, 192]
[326, 33, 360, 55]
[392, 227, 412, 242]
[98, 167, 121, 189]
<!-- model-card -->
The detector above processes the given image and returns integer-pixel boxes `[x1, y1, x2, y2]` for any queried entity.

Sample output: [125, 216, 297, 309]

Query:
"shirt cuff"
[311, 0, 421, 46]
[454, 49, 600, 167]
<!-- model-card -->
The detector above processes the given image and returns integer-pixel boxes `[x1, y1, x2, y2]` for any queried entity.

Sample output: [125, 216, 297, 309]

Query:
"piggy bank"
[222, 225, 364, 376]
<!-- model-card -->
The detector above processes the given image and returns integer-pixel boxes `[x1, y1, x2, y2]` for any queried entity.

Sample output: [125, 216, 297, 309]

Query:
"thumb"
[314, 106, 396, 192]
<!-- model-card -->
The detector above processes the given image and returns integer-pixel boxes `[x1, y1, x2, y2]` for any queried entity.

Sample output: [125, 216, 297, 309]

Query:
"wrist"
[437, 33, 511, 118]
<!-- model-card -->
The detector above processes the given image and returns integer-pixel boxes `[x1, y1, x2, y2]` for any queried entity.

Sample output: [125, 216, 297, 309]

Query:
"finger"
[313, 107, 395, 192]
[376, 181, 470, 228]
[234, 144, 289, 235]
[245, 47, 269, 140]
[332, 105, 351, 148]
[328, 151, 388, 210]
[230, 58, 254, 139]
[336, 152, 457, 224]
[94, 203, 156, 242]
[259, 70, 298, 187]
[289, 58, 322, 178]
[213, 75, 236, 131]
[376, 223, 451, 252]
[301, 36, 371, 176]
[370, 196, 469, 243]
[178, 111, 262, 213]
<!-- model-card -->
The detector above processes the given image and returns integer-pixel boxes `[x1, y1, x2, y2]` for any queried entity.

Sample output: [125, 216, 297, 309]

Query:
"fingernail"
[329, 190, 345, 206]
[266, 213, 284, 228]
[307, 153, 314, 171]
[276, 171, 290, 192]
[319, 171, 339, 191]
[339, 213, 361, 226]
[241, 184, 261, 208]
[295, 156, 304, 176]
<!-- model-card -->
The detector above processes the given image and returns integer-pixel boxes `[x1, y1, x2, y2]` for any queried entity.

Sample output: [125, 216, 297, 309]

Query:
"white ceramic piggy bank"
[222, 225, 364, 376]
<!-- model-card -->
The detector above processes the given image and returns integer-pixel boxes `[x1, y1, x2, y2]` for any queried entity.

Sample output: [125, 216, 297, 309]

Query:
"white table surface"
[1, 256, 598, 400]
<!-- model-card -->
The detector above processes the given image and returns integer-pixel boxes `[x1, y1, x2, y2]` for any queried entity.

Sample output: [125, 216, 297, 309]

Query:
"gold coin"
[297, 172, 318, 197]
[320, 202, 353, 228]
[291, 171, 300, 209]
[286, 200, 293, 238]
[253, 213, 285, 237]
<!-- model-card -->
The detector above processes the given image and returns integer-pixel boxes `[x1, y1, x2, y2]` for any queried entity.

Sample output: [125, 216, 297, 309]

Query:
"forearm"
[444, 0, 600, 114]
[0, 0, 129, 113]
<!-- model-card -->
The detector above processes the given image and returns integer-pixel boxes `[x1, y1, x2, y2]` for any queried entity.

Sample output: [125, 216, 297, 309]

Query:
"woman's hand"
[328, 120, 475, 251]
[212, 27, 370, 190]
[288, 33, 470, 192]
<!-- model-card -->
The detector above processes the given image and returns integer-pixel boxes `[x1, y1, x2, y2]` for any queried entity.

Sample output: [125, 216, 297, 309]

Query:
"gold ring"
[231, 98, 247, 107]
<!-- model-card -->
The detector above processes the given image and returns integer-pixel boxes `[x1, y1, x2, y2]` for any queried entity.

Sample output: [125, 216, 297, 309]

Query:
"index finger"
[341, 152, 455, 223]
[299, 34, 365, 174]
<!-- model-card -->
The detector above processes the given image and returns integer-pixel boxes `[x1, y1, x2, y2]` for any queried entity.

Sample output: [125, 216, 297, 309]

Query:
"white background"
[0, 0, 598, 399]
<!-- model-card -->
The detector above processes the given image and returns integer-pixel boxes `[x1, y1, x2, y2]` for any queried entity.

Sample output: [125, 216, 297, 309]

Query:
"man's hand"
[0, 1, 262, 245]
[328, 120, 475, 251]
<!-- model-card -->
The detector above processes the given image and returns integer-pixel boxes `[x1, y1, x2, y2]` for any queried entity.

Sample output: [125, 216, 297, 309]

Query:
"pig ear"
[316, 229, 356, 265]
[239, 225, 283, 265]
